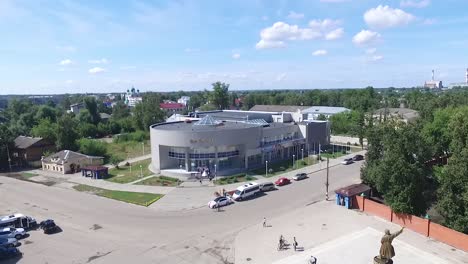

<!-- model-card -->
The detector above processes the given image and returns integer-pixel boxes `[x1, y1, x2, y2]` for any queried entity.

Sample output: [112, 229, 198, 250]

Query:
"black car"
[0, 246, 22, 260]
[39, 219, 60, 234]
[352, 154, 364, 161]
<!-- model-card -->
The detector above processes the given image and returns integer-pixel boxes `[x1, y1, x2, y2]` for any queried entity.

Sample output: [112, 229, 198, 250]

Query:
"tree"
[56, 114, 79, 151]
[0, 124, 14, 170]
[78, 123, 98, 138]
[78, 138, 108, 157]
[362, 122, 431, 215]
[133, 93, 165, 131]
[35, 105, 57, 122]
[110, 155, 124, 169]
[436, 148, 468, 234]
[83, 97, 101, 125]
[317, 114, 327, 121]
[77, 109, 93, 124]
[209, 82, 229, 110]
[111, 101, 130, 120]
[31, 118, 58, 142]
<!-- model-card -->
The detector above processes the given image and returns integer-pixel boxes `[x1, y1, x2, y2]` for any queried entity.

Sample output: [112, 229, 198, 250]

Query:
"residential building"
[160, 102, 185, 115]
[177, 96, 190, 106]
[249, 105, 350, 121]
[13, 136, 55, 167]
[69, 103, 84, 114]
[41, 150, 104, 174]
[150, 110, 330, 177]
[372, 108, 419, 123]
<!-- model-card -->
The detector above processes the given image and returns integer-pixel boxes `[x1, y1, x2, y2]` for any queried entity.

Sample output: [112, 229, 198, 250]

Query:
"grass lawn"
[72, 184, 163, 206]
[21, 172, 38, 178]
[250, 157, 318, 177]
[106, 159, 153, 184]
[106, 140, 150, 160]
[214, 174, 258, 185]
[135, 176, 181, 187]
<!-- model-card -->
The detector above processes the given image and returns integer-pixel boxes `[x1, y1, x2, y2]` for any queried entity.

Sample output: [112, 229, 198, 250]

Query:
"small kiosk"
[81, 165, 109, 179]
[335, 183, 371, 209]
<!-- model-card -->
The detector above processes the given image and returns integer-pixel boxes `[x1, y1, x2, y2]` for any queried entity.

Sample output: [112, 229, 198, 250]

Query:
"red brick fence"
[353, 195, 468, 251]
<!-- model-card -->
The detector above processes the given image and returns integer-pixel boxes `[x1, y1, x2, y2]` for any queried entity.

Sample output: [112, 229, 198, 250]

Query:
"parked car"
[259, 182, 275, 192]
[341, 158, 354, 165]
[0, 238, 19, 248]
[292, 173, 307, 181]
[0, 246, 22, 260]
[208, 196, 233, 209]
[39, 219, 60, 234]
[352, 154, 364, 161]
[1, 228, 26, 240]
[275, 177, 291, 186]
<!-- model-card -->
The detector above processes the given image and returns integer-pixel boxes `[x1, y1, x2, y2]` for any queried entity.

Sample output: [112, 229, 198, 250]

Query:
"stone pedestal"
[373, 256, 393, 264]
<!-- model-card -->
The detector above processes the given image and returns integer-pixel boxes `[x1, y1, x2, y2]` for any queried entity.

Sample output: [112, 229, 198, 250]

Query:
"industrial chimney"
[432, 69, 435, 81]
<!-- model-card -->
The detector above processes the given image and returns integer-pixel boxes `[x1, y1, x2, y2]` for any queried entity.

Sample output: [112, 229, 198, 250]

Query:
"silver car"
[2, 228, 26, 239]
[259, 182, 275, 192]
[0, 237, 19, 247]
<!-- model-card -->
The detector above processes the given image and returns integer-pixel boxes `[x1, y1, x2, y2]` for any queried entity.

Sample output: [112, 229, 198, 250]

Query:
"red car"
[275, 177, 291, 186]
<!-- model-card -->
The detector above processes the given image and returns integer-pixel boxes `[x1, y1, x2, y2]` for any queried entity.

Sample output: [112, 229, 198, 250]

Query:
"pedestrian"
[309, 256, 317, 264]
[293, 237, 298, 251]
[263, 217, 267, 227]
[217, 202, 220, 212]
[199, 178, 202, 185]
[222, 188, 226, 196]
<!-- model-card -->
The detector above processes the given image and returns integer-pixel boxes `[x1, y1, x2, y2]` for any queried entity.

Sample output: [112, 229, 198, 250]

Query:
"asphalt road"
[0, 161, 363, 264]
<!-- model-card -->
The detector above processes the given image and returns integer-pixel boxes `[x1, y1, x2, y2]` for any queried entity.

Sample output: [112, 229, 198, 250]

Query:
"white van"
[232, 182, 260, 201]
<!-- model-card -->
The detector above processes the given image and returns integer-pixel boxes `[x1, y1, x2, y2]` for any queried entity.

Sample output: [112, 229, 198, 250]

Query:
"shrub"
[78, 138, 108, 157]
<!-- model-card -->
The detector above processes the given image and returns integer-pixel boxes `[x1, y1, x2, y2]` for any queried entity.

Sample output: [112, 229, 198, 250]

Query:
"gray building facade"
[150, 112, 330, 176]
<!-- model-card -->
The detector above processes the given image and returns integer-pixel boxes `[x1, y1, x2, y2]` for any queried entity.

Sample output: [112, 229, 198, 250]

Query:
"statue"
[374, 227, 404, 264]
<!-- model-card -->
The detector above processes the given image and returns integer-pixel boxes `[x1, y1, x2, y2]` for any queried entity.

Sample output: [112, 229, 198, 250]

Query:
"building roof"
[373, 108, 419, 121]
[42, 150, 103, 165]
[196, 110, 274, 123]
[249, 105, 310, 113]
[14, 136, 46, 149]
[302, 106, 350, 114]
[160, 103, 185, 109]
[335, 183, 371, 197]
[82, 165, 108, 171]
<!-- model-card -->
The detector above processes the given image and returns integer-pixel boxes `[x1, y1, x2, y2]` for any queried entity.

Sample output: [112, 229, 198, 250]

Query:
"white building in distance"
[124, 87, 143, 107]
[424, 70, 443, 89]
[177, 96, 190, 106]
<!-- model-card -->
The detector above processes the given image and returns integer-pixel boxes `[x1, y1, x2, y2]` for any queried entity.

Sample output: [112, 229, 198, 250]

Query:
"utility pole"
[6, 143, 12, 173]
[325, 156, 329, 201]
[265, 160, 268, 178]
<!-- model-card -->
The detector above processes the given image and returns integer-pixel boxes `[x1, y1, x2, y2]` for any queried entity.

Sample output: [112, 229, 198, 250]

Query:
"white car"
[208, 196, 234, 209]
[1, 228, 26, 239]
[341, 158, 354, 165]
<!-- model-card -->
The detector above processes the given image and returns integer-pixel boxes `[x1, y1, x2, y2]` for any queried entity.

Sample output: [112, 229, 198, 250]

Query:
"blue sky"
[1, 0, 467, 94]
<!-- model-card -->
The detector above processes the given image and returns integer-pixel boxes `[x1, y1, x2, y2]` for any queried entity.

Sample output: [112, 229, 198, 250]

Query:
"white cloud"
[366, 48, 377, 54]
[352, 30, 381, 46]
[232, 53, 241, 59]
[371, 55, 384, 61]
[184, 48, 200, 53]
[88, 58, 108, 64]
[309, 19, 341, 31]
[325, 28, 344, 40]
[59, 59, 73, 66]
[255, 22, 321, 49]
[120, 66, 136, 70]
[364, 5, 415, 29]
[400, 0, 430, 8]
[276, 73, 287, 81]
[312, 49, 328, 56]
[88, 67, 106, 74]
[287, 11, 304, 20]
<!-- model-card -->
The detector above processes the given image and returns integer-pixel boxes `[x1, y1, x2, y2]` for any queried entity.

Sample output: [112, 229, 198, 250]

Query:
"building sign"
[190, 138, 215, 144]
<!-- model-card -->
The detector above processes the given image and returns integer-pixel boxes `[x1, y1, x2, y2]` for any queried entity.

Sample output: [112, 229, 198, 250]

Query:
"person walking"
[293, 237, 298, 251]
[263, 217, 267, 227]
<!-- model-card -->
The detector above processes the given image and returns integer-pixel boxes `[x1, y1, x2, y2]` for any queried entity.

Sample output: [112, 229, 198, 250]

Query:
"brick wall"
[353, 196, 468, 251]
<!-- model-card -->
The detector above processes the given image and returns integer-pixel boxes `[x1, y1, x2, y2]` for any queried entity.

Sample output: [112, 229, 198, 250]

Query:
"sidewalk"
[235, 200, 467, 264]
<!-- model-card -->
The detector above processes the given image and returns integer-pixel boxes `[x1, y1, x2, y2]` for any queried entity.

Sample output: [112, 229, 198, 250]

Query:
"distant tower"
[466, 68, 468, 84]
[432, 69, 435, 81]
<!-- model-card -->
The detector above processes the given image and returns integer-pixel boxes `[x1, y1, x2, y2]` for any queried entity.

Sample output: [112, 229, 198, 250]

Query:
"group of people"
[197, 166, 215, 183]
[277, 235, 300, 251]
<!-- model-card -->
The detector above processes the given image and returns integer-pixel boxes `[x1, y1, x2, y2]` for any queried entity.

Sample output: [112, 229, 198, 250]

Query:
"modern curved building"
[150, 110, 330, 177]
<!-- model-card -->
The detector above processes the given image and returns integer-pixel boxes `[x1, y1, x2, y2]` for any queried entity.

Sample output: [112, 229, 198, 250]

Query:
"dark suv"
[39, 219, 60, 234]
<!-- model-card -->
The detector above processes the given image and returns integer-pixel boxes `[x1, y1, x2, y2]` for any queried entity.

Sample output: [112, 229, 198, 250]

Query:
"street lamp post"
[214, 164, 217, 181]
[292, 154, 295, 169]
[142, 142, 145, 155]
[301, 148, 304, 161]
[325, 155, 330, 201]
[265, 160, 268, 178]
[140, 164, 143, 178]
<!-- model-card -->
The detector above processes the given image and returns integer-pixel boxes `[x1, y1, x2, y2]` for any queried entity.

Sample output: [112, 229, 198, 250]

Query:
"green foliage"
[78, 138, 108, 157]
[31, 118, 58, 142]
[56, 114, 79, 151]
[78, 123, 98, 138]
[118, 117, 135, 133]
[362, 122, 431, 215]
[77, 109, 93, 124]
[209, 82, 230, 110]
[109, 155, 124, 168]
[111, 101, 130, 120]
[0, 124, 14, 170]
[114, 131, 149, 143]
[35, 105, 57, 122]
[436, 149, 468, 233]
[84, 97, 101, 124]
[133, 93, 165, 131]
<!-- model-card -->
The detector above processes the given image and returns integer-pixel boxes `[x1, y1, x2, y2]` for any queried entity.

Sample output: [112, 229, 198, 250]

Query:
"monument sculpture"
[374, 227, 405, 264]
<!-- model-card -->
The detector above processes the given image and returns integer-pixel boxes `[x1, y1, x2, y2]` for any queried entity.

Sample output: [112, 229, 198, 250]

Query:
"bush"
[114, 131, 149, 143]
[78, 138, 108, 157]
[110, 155, 124, 168]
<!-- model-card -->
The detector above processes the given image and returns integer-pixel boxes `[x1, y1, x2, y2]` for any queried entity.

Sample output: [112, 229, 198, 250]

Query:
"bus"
[0, 214, 37, 230]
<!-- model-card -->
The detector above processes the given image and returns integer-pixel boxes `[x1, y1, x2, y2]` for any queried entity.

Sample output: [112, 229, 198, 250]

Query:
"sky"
[1, 0, 467, 94]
